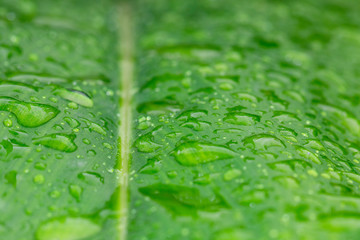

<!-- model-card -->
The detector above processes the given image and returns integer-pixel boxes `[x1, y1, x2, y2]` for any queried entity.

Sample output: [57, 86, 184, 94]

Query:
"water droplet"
[81, 118, 106, 135]
[55, 88, 93, 107]
[82, 138, 91, 145]
[69, 184, 82, 201]
[172, 141, 236, 166]
[232, 92, 259, 102]
[135, 133, 162, 153]
[180, 119, 211, 131]
[176, 110, 207, 121]
[49, 190, 61, 199]
[67, 102, 78, 109]
[295, 146, 321, 164]
[3, 118, 12, 127]
[304, 139, 324, 151]
[224, 112, 260, 126]
[0, 97, 59, 127]
[102, 142, 113, 150]
[318, 104, 360, 137]
[78, 171, 104, 184]
[36, 217, 100, 240]
[33, 134, 77, 152]
[224, 169, 242, 181]
[33, 174, 45, 184]
[243, 134, 285, 150]
[87, 149, 96, 156]
[5, 170, 17, 187]
[64, 117, 80, 128]
[137, 100, 183, 115]
[34, 162, 47, 170]
[139, 184, 227, 215]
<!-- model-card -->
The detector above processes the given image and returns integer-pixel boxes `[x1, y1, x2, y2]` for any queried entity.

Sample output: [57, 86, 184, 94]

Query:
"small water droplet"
[3, 118, 12, 127]
[33, 174, 45, 184]
[69, 184, 82, 201]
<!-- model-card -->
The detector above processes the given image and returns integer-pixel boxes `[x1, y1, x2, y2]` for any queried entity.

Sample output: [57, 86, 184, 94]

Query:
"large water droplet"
[137, 100, 183, 115]
[172, 141, 236, 166]
[295, 146, 321, 164]
[318, 104, 360, 137]
[33, 134, 77, 152]
[139, 183, 227, 215]
[243, 134, 285, 150]
[35, 217, 100, 240]
[0, 97, 59, 127]
[55, 88, 93, 108]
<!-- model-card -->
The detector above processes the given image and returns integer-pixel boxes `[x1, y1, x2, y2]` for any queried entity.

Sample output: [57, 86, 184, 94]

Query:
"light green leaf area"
[1, 0, 360, 240]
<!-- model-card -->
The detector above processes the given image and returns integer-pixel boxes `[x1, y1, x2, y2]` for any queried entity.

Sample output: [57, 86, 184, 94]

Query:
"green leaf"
[2, 0, 360, 239]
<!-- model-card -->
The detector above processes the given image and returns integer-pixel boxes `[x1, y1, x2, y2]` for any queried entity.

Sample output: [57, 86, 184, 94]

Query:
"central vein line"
[117, 2, 134, 240]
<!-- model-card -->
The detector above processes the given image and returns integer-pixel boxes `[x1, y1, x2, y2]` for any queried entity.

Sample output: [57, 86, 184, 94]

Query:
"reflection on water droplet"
[0, 97, 59, 127]
[33, 134, 77, 152]
[172, 141, 236, 166]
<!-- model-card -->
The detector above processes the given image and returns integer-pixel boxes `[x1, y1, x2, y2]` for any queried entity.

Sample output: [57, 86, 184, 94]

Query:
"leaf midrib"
[117, 2, 134, 240]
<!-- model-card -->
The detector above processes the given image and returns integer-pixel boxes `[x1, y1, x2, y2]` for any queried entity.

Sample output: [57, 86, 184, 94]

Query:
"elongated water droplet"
[69, 184, 82, 201]
[33, 134, 77, 152]
[224, 112, 260, 126]
[172, 141, 236, 166]
[36, 217, 100, 240]
[295, 146, 321, 164]
[137, 100, 183, 115]
[55, 88, 93, 107]
[64, 117, 80, 128]
[139, 184, 227, 215]
[243, 134, 285, 150]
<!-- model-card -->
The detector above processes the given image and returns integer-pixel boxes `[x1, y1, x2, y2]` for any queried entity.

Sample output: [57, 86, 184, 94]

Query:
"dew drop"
[33, 134, 77, 152]
[224, 112, 260, 126]
[55, 88, 93, 108]
[0, 97, 59, 127]
[172, 141, 236, 166]
[243, 134, 285, 150]
[35, 217, 100, 240]
[69, 184, 82, 202]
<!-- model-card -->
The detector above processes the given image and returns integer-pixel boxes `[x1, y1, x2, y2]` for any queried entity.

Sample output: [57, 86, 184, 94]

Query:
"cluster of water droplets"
[0, 1, 120, 239]
[130, 0, 360, 239]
